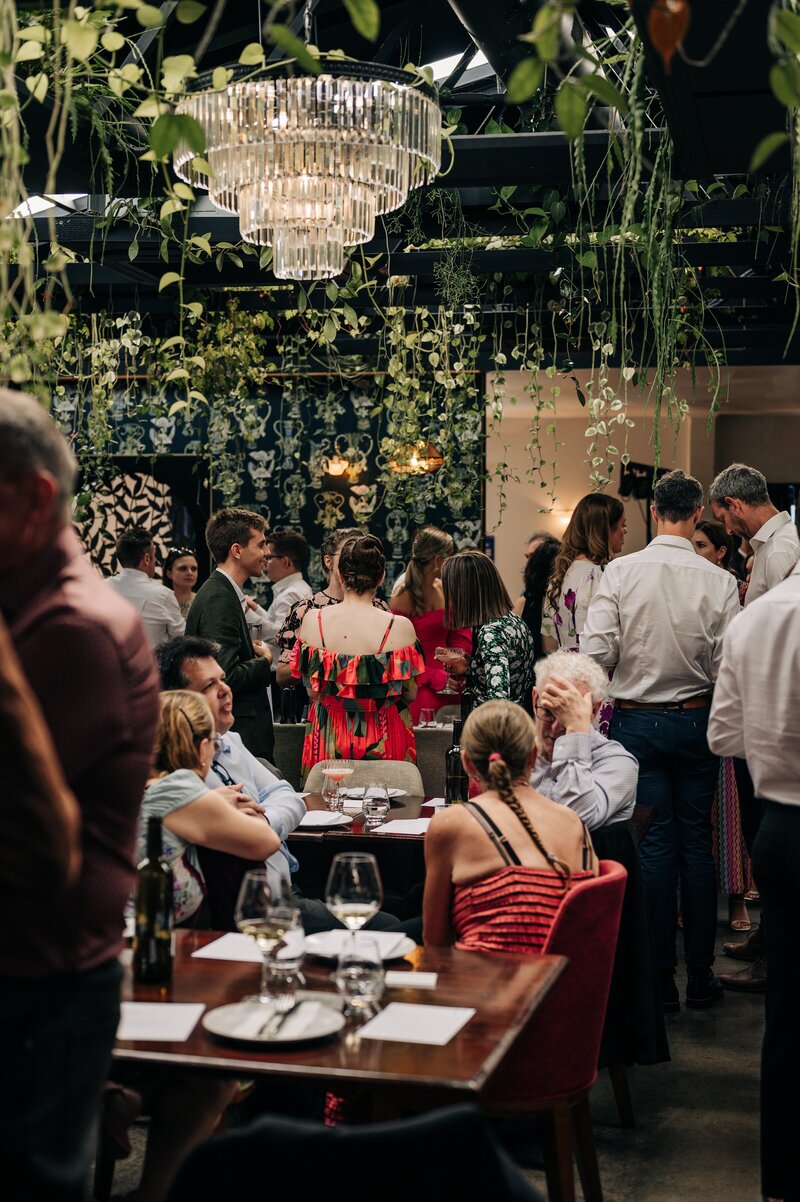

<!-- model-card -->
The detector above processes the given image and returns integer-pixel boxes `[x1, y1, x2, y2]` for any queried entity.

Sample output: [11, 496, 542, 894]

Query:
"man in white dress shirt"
[106, 526, 185, 647]
[530, 650, 638, 831]
[256, 529, 312, 653]
[582, 470, 740, 1013]
[709, 462, 800, 605]
[707, 563, 800, 1202]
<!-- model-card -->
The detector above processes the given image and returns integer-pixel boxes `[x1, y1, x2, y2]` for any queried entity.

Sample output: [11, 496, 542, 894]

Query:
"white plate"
[340, 787, 407, 799]
[298, 811, 353, 828]
[304, 931, 417, 961]
[202, 995, 345, 1044]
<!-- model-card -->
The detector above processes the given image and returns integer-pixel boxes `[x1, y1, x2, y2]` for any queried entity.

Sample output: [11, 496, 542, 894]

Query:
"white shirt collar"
[118, 567, 151, 580]
[215, 566, 246, 604]
[271, 572, 305, 596]
[648, 535, 695, 552]
[750, 511, 791, 548]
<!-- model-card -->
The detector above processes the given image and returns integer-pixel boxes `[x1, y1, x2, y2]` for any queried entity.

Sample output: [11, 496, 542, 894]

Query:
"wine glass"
[325, 852, 383, 940]
[434, 646, 469, 695]
[235, 870, 303, 1004]
[319, 759, 355, 811]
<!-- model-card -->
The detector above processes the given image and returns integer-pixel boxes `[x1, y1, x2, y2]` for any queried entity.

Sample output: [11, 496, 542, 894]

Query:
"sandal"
[728, 896, 751, 932]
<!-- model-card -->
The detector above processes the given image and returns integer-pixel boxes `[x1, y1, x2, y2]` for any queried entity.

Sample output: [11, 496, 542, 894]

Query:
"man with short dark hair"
[582, 470, 740, 1012]
[107, 525, 185, 646]
[709, 462, 800, 604]
[249, 528, 312, 653]
[0, 389, 160, 1200]
[187, 508, 274, 759]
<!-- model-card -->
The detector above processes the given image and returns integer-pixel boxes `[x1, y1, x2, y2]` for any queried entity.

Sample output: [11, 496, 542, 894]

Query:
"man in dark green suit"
[186, 508, 274, 759]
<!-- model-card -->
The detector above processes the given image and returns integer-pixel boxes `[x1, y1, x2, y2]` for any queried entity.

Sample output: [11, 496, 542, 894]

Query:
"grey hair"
[709, 463, 771, 508]
[525, 530, 550, 544]
[534, 649, 609, 704]
[0, 388, 77, 520]
[652, 469, 703, 523]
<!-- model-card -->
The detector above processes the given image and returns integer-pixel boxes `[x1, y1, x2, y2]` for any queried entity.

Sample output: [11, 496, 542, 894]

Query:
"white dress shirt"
[106, 567, 185, 647]
[258, 573, 312, 649]
[581, 535, 741, 703]
[205, 730, 306, 896]
[531, 730, 638, 830]
[708, 564, 800, 806]
[745, 511, 800, 605]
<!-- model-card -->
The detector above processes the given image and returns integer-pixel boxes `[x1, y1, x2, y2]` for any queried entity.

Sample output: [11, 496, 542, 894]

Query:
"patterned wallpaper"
[57, 376, 483, 590]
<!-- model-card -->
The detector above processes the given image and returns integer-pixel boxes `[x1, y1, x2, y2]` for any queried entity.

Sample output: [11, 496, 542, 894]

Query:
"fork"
[258, 994, 301, 1038]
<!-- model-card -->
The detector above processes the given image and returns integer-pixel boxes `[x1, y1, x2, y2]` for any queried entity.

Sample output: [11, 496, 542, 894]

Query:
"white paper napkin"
[358, 1003, 475, 1045]
[340, 786, 405, 800]
[384, 970, 438, 990]
[192, 933, 261, 963]
[426, 797, 447, 808]
[117, 1002, 205, 1042]
[373, 818, 431, 835]
[304, 930, 409, 959]
[299, 810, 351, 828]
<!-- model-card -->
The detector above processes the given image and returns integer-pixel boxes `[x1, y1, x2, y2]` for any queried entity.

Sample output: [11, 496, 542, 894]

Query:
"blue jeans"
[610, 707, 720, 974]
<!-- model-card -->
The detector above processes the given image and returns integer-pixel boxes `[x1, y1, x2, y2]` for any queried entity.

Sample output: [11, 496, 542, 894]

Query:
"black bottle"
[460, 690, 474, 722]
[280, 686, 297, 724]
[445, 718, 469, 805]
[132, 817, 173, 984]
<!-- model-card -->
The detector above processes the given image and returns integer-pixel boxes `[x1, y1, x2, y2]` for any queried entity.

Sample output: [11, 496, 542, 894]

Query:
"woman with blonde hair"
[423, 700, 597, 949]
[390, 524, 471, 723]
[542, 493, 626, 652]
[136, 689, 279, 927]
[439, 550, 535, 709]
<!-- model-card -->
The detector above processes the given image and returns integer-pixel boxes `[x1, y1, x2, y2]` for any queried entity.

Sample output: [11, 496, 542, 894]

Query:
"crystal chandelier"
[173, 60, 441, 280]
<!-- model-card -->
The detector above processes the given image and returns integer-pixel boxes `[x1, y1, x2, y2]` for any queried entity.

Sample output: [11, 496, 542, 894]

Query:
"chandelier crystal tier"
[173, 60, 442, 280]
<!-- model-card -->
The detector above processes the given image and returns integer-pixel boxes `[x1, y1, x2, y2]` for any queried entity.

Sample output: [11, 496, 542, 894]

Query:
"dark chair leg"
[92, 1147, 115, 1201]
[608, 1062, 635, 1128]
[542, 1101, 575, 1202]
[572, 1093, 603, 1202]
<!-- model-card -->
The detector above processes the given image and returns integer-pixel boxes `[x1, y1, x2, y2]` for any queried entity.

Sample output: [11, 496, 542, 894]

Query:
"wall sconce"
[323, 452, 350, 477]
[388, 441, 445, 475]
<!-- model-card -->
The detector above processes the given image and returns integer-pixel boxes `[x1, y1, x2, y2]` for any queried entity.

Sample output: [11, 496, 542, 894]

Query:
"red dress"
[291, 611, 425, 782]
[408, 609, 471, 724]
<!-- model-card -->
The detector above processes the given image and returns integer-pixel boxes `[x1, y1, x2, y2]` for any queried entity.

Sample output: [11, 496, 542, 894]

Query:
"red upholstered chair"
[481, 859, 627, 1202]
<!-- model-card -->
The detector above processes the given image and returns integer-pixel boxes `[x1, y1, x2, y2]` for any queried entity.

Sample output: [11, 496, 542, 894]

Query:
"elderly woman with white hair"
[531, 649, 639, 831]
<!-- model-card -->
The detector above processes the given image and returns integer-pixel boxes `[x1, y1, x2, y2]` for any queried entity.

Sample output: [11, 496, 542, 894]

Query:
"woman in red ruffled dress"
[292, 534, 424, 782]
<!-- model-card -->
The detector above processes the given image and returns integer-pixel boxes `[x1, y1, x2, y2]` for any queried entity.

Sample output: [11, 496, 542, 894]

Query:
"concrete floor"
[106, 909, 764, 1202]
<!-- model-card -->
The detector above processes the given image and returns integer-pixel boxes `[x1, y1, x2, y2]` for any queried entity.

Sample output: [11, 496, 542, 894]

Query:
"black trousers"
[751, 802, 800, 1201]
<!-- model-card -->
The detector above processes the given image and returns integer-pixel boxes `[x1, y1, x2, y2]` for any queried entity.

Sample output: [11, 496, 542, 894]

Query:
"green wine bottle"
[132, 816, 173, 984]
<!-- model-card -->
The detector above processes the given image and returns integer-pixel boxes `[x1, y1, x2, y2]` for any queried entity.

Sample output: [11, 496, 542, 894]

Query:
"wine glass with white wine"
[235, 869, 302, 1004]
[325, 852, 383, 942]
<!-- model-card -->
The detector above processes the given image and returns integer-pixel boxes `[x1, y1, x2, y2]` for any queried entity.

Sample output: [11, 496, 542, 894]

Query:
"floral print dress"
[541, 559, 613, 735]
[468, 613, 535, 708]
[291, 612, 425, 782]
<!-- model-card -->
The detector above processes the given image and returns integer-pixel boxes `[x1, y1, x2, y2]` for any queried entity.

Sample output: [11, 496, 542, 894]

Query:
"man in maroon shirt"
[0, 389, 160, 1201]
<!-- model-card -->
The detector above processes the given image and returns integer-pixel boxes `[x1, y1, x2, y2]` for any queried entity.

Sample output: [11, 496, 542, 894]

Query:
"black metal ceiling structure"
[18, 0, 800, 365]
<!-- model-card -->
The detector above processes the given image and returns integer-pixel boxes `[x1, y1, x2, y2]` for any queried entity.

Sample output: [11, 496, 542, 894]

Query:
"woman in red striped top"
[423, 700, 597, 952]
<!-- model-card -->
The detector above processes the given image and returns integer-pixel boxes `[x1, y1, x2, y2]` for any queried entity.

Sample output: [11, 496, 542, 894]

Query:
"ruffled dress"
[291, 613, 425, 782]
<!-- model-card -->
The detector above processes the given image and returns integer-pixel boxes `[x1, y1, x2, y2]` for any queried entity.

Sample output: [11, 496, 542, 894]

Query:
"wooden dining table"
[115, 931, 567, 1103]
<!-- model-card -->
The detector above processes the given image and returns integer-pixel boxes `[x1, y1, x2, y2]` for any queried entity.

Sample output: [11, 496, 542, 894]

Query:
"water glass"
[334, 935, 385, 1014]
[419, 708, 436, 728]
[362, 790, 391, 828]
[249, 622, 263, 641]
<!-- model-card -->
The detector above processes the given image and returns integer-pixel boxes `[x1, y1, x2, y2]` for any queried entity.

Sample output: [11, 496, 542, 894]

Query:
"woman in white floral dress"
[541, 494, 627, 732]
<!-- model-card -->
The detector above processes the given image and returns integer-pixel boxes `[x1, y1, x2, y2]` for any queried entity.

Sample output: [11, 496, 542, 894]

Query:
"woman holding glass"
[390, 524, 472, 724]
[291, 534, 424, 782]
[439, 550, 536, 711]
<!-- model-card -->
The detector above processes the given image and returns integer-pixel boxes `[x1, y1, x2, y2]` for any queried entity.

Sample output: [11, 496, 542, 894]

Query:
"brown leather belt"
[617, 695, 713, 712]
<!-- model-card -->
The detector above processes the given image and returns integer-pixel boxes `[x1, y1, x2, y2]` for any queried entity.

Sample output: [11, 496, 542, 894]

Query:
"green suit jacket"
[186, 571, 274, 759]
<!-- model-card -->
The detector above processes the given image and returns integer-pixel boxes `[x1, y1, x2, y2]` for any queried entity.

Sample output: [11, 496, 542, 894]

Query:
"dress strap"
[317, 609, 326, 648]
[463, 802, 522, 867]
[581, 821, 594, 871]
[377, 615, 396, 652]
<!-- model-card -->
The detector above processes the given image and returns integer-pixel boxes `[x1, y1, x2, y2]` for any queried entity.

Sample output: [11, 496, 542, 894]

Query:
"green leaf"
[173, 181, 196, 201]
[158, 272, 182, 292]
[579, 74, 628, 115]
[775, 9, 800, 53]
[325, 280, 339, 302]
[576, 250, 597, 269]
[505, 57, 544, 104]
[128, 238, 139, 262]
[176, 0, 206, 23]
[16, 40, 44, 62]
[212, 65, 230, 90]
[101, 30, 125, 52]
[18, 25, 48, 43]
[159, 198, 184, 222]
[343, 0, 380, 42]
[136, 5, 164, 28]
[150, 113, 205, 158]
[266, 26, 322, 74]
[238, 41, 265, 66]
[169, 400, 189, 415]
[519, 4, 561, 62]
[25, 73, 47, 103]
[184, 301, 204, 318]
[61, 19, 99, 60]
[770, 60, 800, 108]
[259, 245, 273, 270]
[555, 82, 586, 140]
[189, 234, 211, 254]
[749, 131, 789, 172]
[323, 316, 337, 342]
